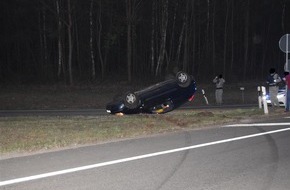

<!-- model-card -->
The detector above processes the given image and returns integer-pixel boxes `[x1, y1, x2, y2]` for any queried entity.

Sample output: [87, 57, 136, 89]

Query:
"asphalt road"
[1, 117, 290, 190]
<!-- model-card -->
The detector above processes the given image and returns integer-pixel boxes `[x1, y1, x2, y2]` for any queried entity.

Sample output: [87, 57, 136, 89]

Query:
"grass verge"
[0, 108, 282, 156]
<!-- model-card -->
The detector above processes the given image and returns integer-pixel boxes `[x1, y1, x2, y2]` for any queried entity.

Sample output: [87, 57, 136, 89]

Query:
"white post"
[240, 87, 245, 103]
[261, 86, 269, 114]
[257, 86, 262, 109]
[202, 89, 209, 105]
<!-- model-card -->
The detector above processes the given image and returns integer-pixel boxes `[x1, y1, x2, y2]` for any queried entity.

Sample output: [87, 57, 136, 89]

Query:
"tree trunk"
[126, 0, 132, 83]
[243, 0, 249, 81]
[230, 0, 234, 74]
[223, 0, 229, 78]
[176, 19, 185, 68]
[282, 0, 286, 33]
[167, 1, 178, 72]
[212, 0, 216, 76]
[206, 0, 210, 73]
[191, 0, 196, 74]
[56, 0, 63, 79]
[74, 12, 81, 79]
[67, 0, 73, 85]
[38, 3, 44, 75]
[150, 0, 156, 75]
[89, 0, 96, 81]
[97, 0, 105, 80]
[261, 20, 271, 78]
[42, 4, 48, 78]
[155, 0, 168, 76]
[183, 16, 188, 72]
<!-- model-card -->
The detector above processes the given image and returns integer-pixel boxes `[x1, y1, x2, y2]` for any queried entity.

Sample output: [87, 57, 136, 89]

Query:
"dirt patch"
[196, 111, 214, 117]
[163, 116, 190, 127]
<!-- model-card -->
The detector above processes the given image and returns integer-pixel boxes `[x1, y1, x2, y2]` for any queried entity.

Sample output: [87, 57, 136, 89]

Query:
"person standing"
[284, 72, 290, 112]
[213, 74, 225, 105]
[266, 68, 281, 107]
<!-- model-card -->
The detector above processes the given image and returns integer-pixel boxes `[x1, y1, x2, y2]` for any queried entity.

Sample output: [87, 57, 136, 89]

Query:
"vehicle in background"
[266, 88, 285, 107]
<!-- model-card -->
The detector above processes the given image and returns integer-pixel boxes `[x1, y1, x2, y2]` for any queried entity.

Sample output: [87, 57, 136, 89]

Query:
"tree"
[155, 0, 168, 76]
[150, 0, 156, 75]
[0, 0, 288, 84]
[56, 0, 64, 80]
[96, 0, 105, 81]
[243, 0, 250, 81]
[89, 0, 96, 81]
[223, 0, 229, 78]
[67, 0, 73, 85]
[126, 0, 133, 83]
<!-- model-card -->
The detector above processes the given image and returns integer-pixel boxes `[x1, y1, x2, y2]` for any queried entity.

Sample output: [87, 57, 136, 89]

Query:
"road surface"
[1, 116, 290, 190]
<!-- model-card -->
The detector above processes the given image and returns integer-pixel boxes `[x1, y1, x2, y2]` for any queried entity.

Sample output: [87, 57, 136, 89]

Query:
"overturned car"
[106, 71, 197, 114]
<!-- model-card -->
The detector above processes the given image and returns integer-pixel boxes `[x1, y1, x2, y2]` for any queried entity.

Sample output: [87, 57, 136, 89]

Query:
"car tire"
[176, 71, 191, 87]
[124, 92, 139, 109]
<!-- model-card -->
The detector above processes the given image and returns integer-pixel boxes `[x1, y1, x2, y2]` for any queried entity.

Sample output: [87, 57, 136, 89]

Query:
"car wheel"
[176, 71, 191, 87]
[124, 92, 139, 109]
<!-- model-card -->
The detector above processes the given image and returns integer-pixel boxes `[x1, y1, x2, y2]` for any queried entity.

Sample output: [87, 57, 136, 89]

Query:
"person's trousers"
[269, 86, 279, 106]
[286, 89, 290, 111]
[215, 89, 223, 104]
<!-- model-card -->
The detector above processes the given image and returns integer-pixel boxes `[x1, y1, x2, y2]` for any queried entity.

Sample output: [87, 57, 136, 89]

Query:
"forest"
[1, 0, 290, 85]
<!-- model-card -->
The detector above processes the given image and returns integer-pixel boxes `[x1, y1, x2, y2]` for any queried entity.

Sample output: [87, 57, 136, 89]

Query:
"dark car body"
[106, 72, 197, 114]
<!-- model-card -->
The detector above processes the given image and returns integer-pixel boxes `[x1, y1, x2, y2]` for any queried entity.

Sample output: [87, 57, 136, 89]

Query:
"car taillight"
[188, 95, 195, 101]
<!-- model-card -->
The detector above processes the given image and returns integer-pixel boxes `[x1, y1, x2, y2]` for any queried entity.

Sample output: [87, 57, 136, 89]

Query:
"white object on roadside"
[257, 86, 262, 109]
[202, 89, 209, 105]
[261, 86, 269, 114]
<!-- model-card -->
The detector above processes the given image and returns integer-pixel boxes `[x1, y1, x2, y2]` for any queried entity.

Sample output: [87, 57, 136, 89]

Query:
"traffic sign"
[279, 34, 290, 53]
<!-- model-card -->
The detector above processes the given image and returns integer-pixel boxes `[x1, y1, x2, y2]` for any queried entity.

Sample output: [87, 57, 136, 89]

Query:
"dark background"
[1, 0, 290, 85]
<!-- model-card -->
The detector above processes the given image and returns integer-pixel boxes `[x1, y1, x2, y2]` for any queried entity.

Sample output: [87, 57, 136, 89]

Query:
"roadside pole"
[202, 89, 209, 105]
[258, 86, 268, 114]
[279, 34, 289, 111]
[261, 86, 269, 114]
[257, 86, 262, 109]
[240, 87, 245, 104]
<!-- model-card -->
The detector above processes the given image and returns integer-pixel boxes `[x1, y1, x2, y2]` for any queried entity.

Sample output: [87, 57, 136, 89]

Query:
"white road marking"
[225, 123, 290, 127]
[1, 127, 290, 187]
